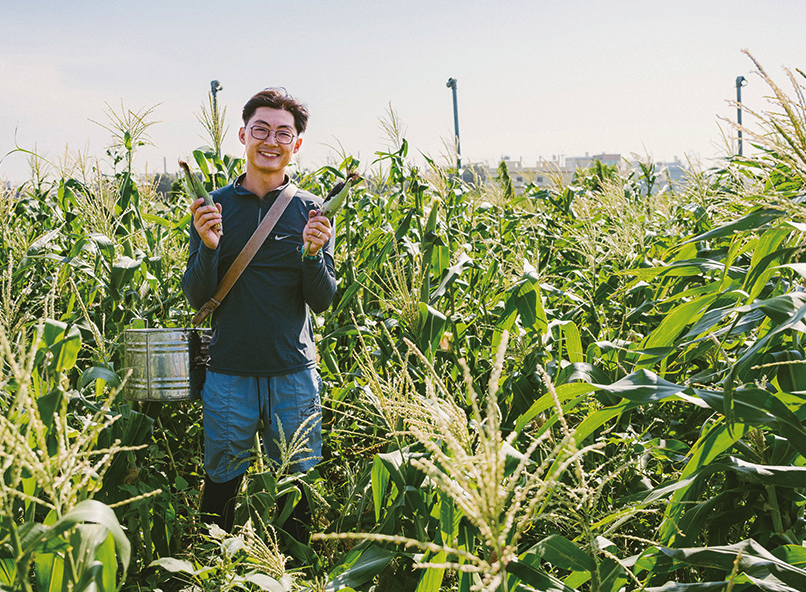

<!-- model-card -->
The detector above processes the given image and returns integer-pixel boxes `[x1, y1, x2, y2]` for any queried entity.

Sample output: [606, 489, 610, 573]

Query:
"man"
[182, 88, 336, 535]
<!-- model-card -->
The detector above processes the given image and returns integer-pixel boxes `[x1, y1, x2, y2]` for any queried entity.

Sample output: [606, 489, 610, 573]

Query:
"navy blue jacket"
[182, 176, 337, 376]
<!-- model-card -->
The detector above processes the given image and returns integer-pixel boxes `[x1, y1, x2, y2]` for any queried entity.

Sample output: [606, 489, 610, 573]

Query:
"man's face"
[238, 107, 302, 176]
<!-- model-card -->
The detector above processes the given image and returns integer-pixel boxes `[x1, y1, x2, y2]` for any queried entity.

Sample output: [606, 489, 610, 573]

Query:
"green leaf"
[658, 538, 806, 590]
[723, 456, 806, 488]
[531, 534, 595, 572]
[506, 558, 576, 591]
[516, 280, 548, 336]
[0, 557, 15, 587]
[645, 583, 740, 591]
[78, 365, 121, 390]
[376, 449, 408, 494]
[747, 291, 806, 324]
[593, 369, 707, 406]
[150, 557, 196, 574]
[36, 390, 63, 431]
[698, 387, 806, 458]
[95, 532, 117, 592]
[742, 228, 793, 302]
[429, 253, 473, 304]
[514, 382, 596, 433]
[772, 350, 806, 394]
[781, 262, 806, 279]
[658, 422, 751, 545]
[41, 319, 82, 372]
[414, 551, 446, 592]
[33, 552, 64, 592]
[86, 232, 115, 260]
[559, 321, 583, 364]
[495, 273, 548, 348]
[598, 556, 629, 592]
[638, 293, 721, 365]
[682, 206, 786, 245]
[418, 303, 448, 358]
[327, 544, 395, 591]
[372, 454, 390, 522]
[42, 500, 130, 582]
[731, 300, 806, 381]
[332, 270, 369, 318]
[438, 490, 458, 547]
[624, 259, 739, 281]
[772, 545, 806, 568]
[25, 228, 62, 258]
[141, 212, 172, 227]
[242, 572, 288, 592]
[555, 361, 612, 387]
[110, 255, 142, 296]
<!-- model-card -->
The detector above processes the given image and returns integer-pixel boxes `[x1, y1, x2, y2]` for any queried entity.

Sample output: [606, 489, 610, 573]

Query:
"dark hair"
[242, 87, 309, 134]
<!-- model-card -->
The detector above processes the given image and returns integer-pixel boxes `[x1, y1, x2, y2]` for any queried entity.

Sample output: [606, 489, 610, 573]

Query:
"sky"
[2, 0, 806, 185]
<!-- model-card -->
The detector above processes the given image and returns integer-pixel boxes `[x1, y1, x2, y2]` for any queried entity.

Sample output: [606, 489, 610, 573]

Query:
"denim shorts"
[201, 367, 323, 483]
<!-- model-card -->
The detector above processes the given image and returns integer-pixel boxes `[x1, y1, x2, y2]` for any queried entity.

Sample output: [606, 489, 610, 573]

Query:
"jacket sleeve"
[301, 221, 337, 313]
[181, 224, 220, 311]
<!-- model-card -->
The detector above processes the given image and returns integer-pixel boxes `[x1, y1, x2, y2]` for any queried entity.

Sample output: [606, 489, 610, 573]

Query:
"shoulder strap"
[191, 183, 299, 326]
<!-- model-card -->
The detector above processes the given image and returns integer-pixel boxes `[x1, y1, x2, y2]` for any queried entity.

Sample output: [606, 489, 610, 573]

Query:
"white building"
[481, 153, 689, 194]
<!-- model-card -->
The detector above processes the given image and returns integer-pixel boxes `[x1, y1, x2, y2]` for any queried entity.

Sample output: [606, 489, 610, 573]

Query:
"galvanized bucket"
[122, 328, 211, 402]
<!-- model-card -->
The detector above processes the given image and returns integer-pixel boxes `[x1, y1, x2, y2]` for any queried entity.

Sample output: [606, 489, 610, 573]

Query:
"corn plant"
[0, 319, 136, 592]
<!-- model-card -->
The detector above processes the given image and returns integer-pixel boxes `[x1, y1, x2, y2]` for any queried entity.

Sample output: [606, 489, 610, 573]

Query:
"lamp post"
[446, 77, 461, 170]
[736, 76, 747, 156]
[211, 80, 223, 157]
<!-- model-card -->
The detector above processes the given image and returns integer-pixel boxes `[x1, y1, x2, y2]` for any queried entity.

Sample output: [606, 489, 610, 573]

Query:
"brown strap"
[192, 183, 298, 326]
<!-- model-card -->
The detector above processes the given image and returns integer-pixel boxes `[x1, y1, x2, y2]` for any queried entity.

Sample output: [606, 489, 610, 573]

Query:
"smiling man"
[182, 88, 337, 538]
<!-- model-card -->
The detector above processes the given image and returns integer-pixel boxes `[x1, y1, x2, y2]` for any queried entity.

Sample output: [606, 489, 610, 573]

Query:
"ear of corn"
[301, 172, 360, 258]
[318, 171, 360, 219]
[179, 159, 222, 235]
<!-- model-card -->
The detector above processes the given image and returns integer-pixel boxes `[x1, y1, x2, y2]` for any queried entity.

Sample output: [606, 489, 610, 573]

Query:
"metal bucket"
[123, 328, 211, 402]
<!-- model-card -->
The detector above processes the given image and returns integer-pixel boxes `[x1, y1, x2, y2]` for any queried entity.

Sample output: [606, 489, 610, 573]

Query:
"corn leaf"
[656, 539, 806, 591]
[414, 551, 446, 592]
[327, 543, 395, 592]
[531, 534, 596, 572]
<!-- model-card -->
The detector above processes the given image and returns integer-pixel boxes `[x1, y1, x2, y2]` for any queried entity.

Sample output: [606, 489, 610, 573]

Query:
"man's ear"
[292, 136, 303, 154]
[238, 127, 246, 145]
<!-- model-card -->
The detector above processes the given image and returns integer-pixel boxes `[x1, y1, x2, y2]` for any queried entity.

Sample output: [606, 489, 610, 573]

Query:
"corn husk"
[302, 172, 360, 258]
[179, 159, 221, 235]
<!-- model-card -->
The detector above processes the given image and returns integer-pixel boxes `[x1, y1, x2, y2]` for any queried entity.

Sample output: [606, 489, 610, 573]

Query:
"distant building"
[564, 153, 622, 170]
[480, 153, 623, 194]
[479, 153, 689, 194]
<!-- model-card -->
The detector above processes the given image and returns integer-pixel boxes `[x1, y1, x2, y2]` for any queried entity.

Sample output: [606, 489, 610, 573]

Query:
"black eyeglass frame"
[248, 125, 297, 145]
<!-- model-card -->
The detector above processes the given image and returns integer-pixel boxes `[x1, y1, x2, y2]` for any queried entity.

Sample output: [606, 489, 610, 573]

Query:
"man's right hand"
[191, 198, 222, 250]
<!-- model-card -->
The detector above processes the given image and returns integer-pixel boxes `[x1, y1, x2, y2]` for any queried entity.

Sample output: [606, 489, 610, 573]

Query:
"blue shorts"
[201, 368, 323, 483]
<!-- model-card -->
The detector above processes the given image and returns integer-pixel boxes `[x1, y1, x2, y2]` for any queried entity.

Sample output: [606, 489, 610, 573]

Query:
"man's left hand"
[303, 210, 331, 256]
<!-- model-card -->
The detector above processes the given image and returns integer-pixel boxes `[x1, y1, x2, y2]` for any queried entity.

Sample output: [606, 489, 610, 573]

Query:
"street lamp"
[211, 80, 223, 99]
[736, 76, 747, 156]
[446, 77, 461, 170]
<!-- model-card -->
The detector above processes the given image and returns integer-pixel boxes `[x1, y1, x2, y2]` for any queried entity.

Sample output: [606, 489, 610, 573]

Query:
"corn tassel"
[179, 159, 221, 235]
[301, 172, 360, 258]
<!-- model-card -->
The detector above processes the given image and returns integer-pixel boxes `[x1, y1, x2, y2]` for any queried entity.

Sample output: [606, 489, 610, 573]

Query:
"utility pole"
[736, 75, 747, 156]
[211, 80, 223, 157]
[446, 78, 461, 170]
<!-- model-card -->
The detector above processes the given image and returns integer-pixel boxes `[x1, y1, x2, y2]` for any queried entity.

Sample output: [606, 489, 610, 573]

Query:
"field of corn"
[2, 56, 806, 592]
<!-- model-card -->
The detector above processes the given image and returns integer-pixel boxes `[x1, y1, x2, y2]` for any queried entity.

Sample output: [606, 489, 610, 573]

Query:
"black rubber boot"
[199, 473, 244, 533]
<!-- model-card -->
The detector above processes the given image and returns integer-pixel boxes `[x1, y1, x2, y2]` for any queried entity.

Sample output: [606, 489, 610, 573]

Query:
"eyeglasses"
[248, 126, 296, 145]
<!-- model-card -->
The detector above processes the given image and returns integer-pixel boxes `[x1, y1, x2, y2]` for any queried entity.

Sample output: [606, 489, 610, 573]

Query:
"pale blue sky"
[2, 0, 805, 184]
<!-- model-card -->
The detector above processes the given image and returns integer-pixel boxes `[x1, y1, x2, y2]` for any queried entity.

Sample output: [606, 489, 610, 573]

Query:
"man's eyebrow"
[251, 119, 294, 129]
